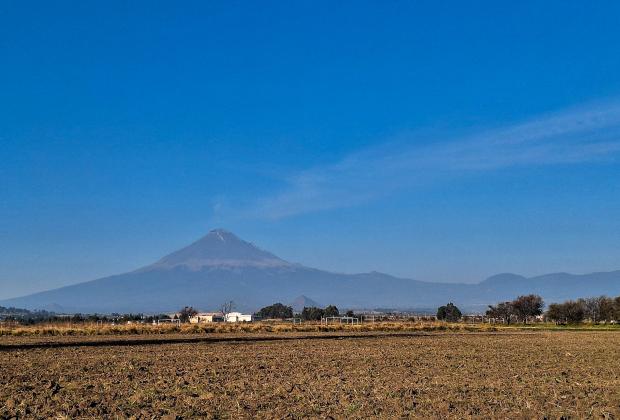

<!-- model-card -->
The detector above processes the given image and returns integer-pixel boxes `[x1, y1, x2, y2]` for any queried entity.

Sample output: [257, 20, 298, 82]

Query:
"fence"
[321, 316, 360, 325]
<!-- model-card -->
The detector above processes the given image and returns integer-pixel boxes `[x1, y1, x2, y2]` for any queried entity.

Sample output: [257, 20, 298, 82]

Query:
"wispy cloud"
[252, 100, 620, 219]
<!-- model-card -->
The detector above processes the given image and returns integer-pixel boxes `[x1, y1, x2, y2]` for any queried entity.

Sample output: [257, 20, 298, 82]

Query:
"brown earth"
[1, 331, 619, 419]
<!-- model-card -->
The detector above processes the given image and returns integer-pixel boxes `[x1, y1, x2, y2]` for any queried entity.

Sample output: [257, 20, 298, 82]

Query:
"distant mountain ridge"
[1, 229, 619, 314]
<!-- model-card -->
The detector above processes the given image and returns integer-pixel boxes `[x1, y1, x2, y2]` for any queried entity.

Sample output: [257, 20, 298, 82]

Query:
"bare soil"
[1, 331, 619, 419]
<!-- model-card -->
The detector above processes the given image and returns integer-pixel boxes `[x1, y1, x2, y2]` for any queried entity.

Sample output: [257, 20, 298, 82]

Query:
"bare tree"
[220, 300, 235, 318]
[178, 306, 198, 323]
[546, 300, 585, 324]
[579, 296, 604, 324]
[599, 297, 615, 322]
[512, 295, 544, 324]
[486, 301, 514, 324]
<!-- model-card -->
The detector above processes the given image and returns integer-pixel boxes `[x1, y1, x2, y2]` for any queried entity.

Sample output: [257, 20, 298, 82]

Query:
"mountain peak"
[150, 229, 290, 270]
[204, 228, 238, 243]
[290, 295, 321, 311]
[208, 228, 233, 236]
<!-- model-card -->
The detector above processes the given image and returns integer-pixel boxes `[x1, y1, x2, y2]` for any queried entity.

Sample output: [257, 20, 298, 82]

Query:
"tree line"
[485, 294, 620, 324]
[435, 296, 546, 324]
[255, 303, 293, 319]
[253, 303, 355, 321]
[6, 295, 620, 326]
[546, 296, 620, 324]
[486, 294, 544, 324]
[0, 306, 173, 325]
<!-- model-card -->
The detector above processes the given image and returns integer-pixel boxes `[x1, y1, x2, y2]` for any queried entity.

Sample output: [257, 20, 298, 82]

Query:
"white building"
[189, 312, 224, 323]
[225, 312, 253, 322]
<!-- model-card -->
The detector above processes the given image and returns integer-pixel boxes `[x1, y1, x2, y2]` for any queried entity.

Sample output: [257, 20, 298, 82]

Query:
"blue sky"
[1, 1, 620, 299]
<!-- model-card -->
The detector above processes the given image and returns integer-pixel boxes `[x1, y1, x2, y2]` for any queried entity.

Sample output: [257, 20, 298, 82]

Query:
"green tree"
[301, 307, 324, 321]
[324, 305, 339, 317]
[255, 303, 293, 319]
[437, 303, 462, 322]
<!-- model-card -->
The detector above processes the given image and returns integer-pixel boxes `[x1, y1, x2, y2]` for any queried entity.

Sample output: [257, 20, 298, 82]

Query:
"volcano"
[2, 229, 620, 314]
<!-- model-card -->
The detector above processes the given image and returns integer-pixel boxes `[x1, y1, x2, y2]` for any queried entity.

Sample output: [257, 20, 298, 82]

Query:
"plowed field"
[1, 331, 619, 418]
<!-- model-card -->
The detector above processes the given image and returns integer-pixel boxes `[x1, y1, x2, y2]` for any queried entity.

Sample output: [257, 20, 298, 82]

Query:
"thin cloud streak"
[253, 101, 620, 219]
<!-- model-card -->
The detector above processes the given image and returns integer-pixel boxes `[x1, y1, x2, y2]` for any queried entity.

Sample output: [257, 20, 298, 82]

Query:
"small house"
[189, 312, 225, 323]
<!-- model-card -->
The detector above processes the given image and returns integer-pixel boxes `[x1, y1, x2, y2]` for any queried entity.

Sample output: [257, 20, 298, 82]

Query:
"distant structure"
[189, 312, 225, 323]
[154, 318, 180, 326]
[225, 312, 253, 322]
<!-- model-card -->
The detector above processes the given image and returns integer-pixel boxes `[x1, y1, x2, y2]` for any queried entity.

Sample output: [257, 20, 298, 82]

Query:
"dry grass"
[1, 331, 619, 418]
[3, 320, 619, 337]
[0, 321, 503, 337]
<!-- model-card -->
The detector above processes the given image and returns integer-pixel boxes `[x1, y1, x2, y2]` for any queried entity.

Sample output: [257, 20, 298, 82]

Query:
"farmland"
[2, 320, 619, 338]
[1, 331, 619, 418]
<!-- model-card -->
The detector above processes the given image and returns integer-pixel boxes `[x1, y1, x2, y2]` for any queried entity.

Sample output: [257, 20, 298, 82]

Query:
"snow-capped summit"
[149, 229, 290, 270]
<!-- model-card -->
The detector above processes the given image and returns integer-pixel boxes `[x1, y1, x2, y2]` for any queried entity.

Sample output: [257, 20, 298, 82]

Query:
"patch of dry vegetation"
[3, 319, 619, 338]
[0, 321, 502, 337]
[1, 332, 619, 418]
